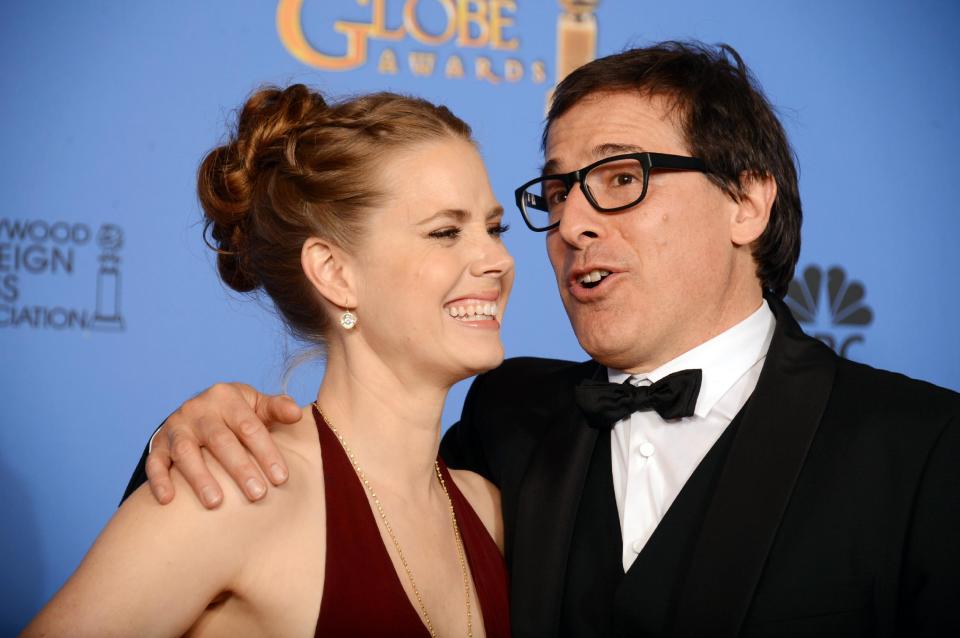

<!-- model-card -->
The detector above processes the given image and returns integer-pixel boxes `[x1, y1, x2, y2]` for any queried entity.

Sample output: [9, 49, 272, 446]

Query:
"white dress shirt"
[608, 301, 776, 571]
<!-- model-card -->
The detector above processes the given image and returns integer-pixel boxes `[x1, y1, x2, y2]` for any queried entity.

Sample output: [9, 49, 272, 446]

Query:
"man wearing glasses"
[125, 42, 958, 636]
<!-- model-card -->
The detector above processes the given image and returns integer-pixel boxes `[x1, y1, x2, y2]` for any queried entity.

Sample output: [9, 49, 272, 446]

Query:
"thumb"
[258, 393, 303, 426]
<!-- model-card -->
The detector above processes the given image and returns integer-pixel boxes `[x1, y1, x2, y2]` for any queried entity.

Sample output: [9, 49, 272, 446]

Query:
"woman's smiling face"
[347, 137, 514, 386]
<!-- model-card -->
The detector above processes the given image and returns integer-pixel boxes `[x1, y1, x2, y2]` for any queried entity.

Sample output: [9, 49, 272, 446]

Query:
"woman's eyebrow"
[486, 205, 504, 220]
[416, 209, 469, 226]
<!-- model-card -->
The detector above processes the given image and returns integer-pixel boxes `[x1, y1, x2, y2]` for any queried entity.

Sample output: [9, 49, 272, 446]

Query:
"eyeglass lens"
[522, 157, 647, 228]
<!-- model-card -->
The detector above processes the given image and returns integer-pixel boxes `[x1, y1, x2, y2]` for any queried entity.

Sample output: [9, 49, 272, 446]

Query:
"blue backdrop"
[2, 1, 959, 632]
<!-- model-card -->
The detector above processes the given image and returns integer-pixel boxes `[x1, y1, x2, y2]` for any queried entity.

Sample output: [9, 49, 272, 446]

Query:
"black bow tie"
[574, 369, 703, 429]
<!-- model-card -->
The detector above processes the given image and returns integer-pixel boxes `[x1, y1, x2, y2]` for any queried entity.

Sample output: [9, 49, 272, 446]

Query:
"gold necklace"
[315, 403, 473, 638]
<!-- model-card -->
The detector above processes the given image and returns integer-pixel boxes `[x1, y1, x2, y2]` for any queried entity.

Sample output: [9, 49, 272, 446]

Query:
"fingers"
[225, 386, 296, 486]
[180, 383, 271, 502]
[184, 383, 284, 501]
[151, 382, 297, 508]
[160, 383, 262, 507]
[166, 425, 224, 509]
[144, 443, 174, 505]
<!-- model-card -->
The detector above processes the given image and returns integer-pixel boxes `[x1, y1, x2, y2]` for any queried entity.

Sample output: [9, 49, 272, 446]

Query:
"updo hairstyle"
[198, 84, 473, 343]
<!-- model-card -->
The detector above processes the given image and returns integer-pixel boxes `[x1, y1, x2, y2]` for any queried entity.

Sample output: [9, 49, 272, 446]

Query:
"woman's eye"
[428, 227, 462, 240]
[488, 223, 510, 237]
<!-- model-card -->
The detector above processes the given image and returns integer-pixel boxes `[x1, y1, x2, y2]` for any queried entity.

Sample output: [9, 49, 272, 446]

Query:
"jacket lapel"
[509, 362, 603, 638]
[674, 296, 838, 637]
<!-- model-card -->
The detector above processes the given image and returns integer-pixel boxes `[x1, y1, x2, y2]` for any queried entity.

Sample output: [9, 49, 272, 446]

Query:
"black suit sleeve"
[440, 372, 495, 483]
[899, 414, 960, 636]
[119, 424, 164, 505]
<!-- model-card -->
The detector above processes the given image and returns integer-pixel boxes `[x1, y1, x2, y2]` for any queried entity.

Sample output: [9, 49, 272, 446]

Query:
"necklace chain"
[315, 403, 473, 638]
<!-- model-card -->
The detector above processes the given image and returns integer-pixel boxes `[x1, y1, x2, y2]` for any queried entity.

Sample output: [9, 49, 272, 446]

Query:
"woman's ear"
[730, 171, 776, 246]
[301, 237, 356, 310]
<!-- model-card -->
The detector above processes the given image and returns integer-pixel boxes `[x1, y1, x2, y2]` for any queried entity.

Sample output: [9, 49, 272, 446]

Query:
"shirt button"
[632, 539, 645, 553]
[638, 442, 655, 458]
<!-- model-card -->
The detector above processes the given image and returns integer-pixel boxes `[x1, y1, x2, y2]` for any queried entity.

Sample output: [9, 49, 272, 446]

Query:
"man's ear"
[730, 172, 776, 246]
[301, 237, 356, 310]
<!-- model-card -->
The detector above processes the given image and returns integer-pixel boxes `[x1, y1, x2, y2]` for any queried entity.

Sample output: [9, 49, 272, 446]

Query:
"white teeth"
[577, 269, 611, 284]
[446, 302, 499, 320]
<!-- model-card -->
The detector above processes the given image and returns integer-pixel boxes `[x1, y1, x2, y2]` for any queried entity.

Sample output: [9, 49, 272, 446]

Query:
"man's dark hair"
[545, 41, 801, 297]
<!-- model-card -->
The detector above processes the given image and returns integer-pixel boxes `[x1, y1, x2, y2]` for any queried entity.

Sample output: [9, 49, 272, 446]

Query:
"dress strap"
[313, 405, 430, 637]
[437, 458, 512, 638]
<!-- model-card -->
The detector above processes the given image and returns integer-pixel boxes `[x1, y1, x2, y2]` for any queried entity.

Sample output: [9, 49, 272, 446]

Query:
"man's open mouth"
[577, 269, 612, 289]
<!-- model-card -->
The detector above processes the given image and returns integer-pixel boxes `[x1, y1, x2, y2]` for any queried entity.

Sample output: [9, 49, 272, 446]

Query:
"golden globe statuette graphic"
[549, 0, 599, 109]
[92, 223, 124, 331]
[557, 0, 598, 81]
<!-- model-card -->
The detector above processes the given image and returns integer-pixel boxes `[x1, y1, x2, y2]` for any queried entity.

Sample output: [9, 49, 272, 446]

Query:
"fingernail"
[201, 486, 221, 507]
[271, 464, 288, 483]
[246, 478, 266, 499]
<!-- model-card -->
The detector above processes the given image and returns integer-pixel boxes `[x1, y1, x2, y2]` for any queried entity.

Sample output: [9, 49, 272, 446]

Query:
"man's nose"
[555, 184, 602, 247]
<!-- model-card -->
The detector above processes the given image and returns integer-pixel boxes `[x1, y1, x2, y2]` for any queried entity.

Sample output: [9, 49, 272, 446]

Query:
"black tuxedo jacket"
[439, 297, 960, 637]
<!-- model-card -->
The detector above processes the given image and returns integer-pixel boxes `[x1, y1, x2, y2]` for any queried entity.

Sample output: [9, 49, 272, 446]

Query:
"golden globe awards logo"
[786, 265, 873, 358]
[0, 218, 125, 331]
[277, 0, 553, 84]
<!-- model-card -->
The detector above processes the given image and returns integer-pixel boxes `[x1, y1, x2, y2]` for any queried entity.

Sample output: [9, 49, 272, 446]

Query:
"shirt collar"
[607, 300, 776, 418]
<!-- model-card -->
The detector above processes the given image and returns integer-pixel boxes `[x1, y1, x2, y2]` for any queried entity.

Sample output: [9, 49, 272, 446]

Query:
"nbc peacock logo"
[785, 265, 873, 358]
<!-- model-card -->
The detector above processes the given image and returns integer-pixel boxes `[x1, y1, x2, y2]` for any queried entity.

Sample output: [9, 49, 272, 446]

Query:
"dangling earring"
[340, 297, 357, 330]
[340, 310, 357, 330]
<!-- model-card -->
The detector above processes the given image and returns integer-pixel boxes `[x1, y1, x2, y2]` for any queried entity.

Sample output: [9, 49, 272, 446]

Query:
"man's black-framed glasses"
[514, 152, 708, 232]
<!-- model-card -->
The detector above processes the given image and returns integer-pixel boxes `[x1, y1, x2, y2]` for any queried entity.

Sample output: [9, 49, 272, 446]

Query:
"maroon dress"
[312, 406, 511, 637]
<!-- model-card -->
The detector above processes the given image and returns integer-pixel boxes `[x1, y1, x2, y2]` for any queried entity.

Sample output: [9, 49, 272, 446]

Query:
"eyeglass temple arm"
[646, 153, 707, 171]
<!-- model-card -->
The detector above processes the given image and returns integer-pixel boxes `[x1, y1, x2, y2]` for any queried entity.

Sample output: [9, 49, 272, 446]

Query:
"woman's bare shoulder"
[449, 469, 504, 553]
[23, 410, 326, 638]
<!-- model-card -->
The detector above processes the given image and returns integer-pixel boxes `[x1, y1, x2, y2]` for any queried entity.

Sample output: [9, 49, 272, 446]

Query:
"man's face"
[544, 91, 760, 372]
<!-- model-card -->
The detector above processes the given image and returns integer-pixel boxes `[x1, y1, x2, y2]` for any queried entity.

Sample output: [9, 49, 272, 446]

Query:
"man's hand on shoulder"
[147, 383, 302, 508]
